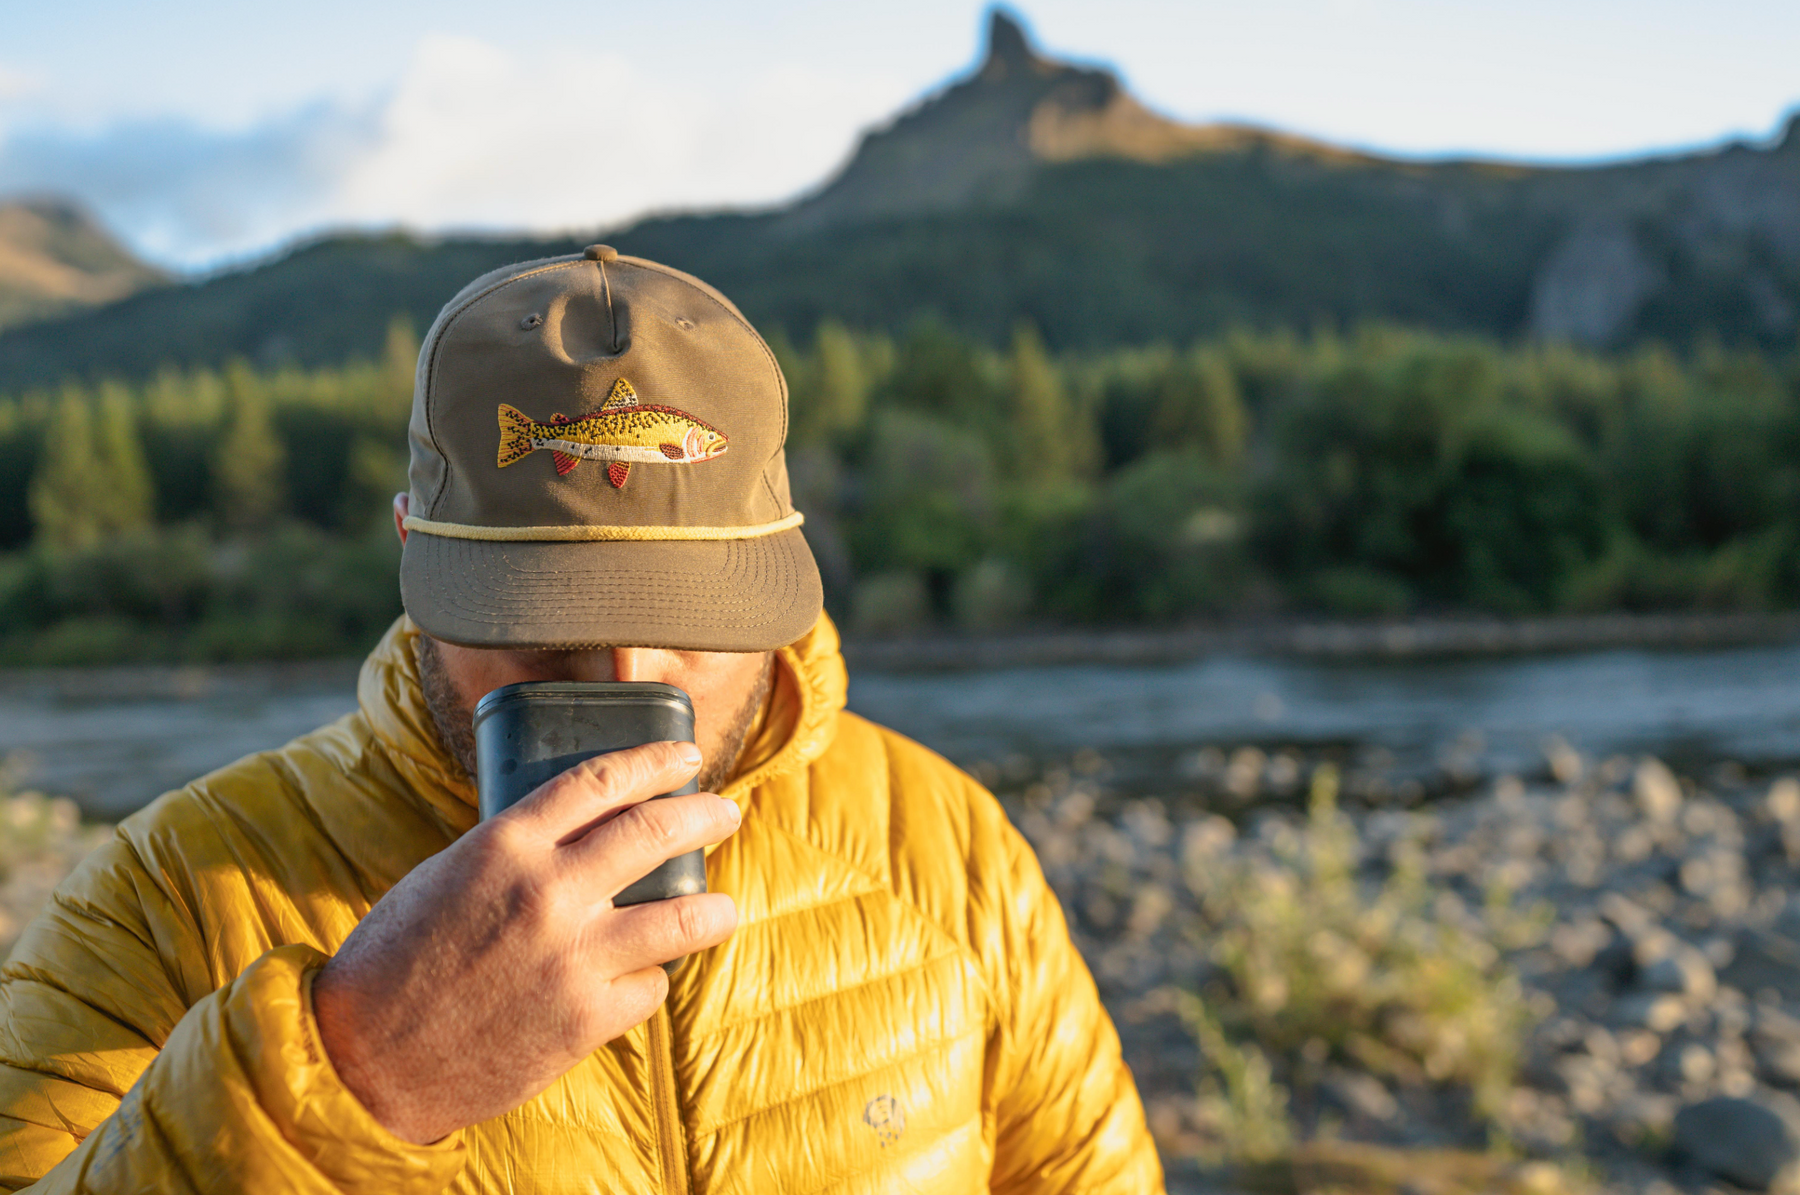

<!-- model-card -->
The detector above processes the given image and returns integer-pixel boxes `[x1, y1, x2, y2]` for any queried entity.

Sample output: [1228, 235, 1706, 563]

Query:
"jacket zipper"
[646, 1005, 691, 1194]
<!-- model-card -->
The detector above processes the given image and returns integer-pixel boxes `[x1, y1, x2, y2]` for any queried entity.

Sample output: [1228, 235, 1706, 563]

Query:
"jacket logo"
[495, 377, 729, 489]
[863, 1094, 904, 1148]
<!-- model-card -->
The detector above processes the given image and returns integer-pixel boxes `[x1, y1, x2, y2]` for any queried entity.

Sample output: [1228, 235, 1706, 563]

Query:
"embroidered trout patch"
[862, 1094, 904, 1148]
[496, 377, 728, 489]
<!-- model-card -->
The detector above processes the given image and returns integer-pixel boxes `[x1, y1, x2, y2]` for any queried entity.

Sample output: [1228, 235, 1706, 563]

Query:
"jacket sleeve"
[0, 838, 465, 1194]
[981, 810, 1165, 1195]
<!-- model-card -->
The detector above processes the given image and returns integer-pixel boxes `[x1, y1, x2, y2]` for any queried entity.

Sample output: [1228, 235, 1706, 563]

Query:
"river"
[5, 640, 1800, 819]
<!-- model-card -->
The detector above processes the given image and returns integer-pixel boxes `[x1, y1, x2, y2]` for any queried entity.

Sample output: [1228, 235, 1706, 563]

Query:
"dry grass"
[1232, 1140, 1585, 1195]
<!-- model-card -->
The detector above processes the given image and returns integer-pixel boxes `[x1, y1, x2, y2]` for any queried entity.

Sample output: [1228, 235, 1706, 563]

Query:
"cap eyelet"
[520, 313, 544, 330]
[674, 317, 695, 331]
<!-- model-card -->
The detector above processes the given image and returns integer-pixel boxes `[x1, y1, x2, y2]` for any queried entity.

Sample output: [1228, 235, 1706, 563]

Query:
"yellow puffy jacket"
[0, 615, 1163, 1193]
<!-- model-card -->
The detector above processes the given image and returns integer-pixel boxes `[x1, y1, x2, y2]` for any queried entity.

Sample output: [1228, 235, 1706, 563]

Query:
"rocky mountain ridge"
[773, 12, 1353, 232]
[788, 10, 1800, 347]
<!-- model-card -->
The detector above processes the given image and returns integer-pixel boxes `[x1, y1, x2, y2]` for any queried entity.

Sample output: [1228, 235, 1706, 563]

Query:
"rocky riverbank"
[983, 746, 1800, 1193]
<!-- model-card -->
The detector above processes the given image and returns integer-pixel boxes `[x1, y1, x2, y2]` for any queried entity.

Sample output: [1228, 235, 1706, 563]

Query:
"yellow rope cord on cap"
[401, 510, 804, 543]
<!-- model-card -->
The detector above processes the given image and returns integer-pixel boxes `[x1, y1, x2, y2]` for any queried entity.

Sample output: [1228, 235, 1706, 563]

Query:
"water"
[848, 640, 1800, 785]
[7, 642, 1800, 819]
[0, 662, 362, 819]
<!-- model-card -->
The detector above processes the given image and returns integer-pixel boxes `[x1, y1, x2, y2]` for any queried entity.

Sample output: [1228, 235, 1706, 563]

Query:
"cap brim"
[399, 526, 823, 652]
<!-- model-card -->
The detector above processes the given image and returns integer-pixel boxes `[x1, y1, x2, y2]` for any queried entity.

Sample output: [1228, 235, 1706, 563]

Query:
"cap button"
[583, 244, 619, 262]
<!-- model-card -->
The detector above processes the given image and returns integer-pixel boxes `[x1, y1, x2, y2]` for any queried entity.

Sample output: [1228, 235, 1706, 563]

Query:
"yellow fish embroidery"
[496, 378, 728, 489]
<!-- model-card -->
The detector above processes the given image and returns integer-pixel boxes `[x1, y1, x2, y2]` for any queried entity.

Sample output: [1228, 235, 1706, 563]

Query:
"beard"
[414, 633, 479, 780]
[414, 634, 773, 794]
[697, 653, 774, 792]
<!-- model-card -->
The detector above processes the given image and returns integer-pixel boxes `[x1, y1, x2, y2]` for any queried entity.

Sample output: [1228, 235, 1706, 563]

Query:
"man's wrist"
[312, 965, 442, 1145]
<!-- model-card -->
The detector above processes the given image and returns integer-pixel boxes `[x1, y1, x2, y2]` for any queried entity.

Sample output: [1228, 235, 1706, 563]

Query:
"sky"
[2, 0, 1797, 272]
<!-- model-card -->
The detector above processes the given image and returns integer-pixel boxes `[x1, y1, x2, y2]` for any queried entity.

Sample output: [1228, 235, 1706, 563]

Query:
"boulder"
[1671, 1042, 1715, 1085]
[1614, 992, 1688, 1034]
[1638, 943, 1718, 1005]
[1635, 758, 1683, 823]
[1674, 1095, 1800, 1190]
[1754, 1009, 1800, 1088]
[1768, 778, 1800, 824]
[1760, 1040, 1800, 1089]
[1318, 1068, 1399, 1124]
[1723, 931, 1800, 999]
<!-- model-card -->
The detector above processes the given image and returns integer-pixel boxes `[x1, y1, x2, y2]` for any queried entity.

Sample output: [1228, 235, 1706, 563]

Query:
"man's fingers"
[596, 893, 739, 973]
[566, 792, 740, 897]
[503, 741, 703, 841]
[595, 967, 672, 1036]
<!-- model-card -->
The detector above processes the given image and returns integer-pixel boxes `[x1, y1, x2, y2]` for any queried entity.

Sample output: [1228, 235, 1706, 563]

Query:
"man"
[0, 247, 1163, 1192]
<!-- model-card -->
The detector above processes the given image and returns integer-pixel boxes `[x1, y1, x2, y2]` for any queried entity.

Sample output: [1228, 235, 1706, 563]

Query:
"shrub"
[1181, 766, 1546, 1130]
[1082, 448, 1249, 619]
[0, 522, 401, 665]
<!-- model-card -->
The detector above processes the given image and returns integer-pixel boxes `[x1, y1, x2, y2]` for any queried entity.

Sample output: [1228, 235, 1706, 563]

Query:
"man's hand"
[312, 741, 740, 1144]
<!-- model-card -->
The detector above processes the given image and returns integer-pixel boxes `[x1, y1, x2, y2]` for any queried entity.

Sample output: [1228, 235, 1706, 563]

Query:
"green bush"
[1306, 567, 1412, 617]
[1080, 448, 1249, 620]
[1254, 335, 1621, 612]
[0, 523, 401, 665]
[847, 411, 997, 609]
[1437, 407, 1607, 612]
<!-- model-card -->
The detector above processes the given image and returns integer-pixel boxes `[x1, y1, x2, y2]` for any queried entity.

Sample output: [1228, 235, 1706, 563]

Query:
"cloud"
[0, 34, 907, 270]
[0, 65, 39, 103]
[0, 104, 376, 268]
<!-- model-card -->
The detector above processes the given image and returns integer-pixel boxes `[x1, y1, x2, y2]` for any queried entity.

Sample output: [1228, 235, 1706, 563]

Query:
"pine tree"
[767, 329, 823, 446]
[1155, 348, 1247, 467]
[28, 389, 101, 549]
[813, 321, 869, 440]
[383, 316, 420, 409]
[1005, 322, 1091, 483]
[96, 383, 155, 529]
[28, 385, 155, 549]
[213, 363, 287, 530]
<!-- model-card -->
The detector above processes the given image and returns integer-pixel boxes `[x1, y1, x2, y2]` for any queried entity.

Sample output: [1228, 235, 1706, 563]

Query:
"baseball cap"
[398, 245, 822, 652]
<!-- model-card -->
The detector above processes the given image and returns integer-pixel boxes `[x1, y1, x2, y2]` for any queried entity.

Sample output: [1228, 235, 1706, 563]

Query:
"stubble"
[414, 634, 773, 794]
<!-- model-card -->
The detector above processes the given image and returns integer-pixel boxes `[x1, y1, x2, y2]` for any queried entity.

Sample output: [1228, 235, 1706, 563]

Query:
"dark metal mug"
[473, 681, 708, 968]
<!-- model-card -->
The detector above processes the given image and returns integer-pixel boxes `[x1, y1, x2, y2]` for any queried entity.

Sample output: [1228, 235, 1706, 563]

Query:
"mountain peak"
[0, 198, 166, 332]
[980, 9, 1042, 80]
[780, 9, 1339, 235]
[784, 9, 1191, 231]
[1780, 111, 1800, 153]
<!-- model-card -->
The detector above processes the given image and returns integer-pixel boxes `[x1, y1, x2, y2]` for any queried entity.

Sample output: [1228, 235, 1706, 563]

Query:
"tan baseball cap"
[399, 245, 822, 652]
